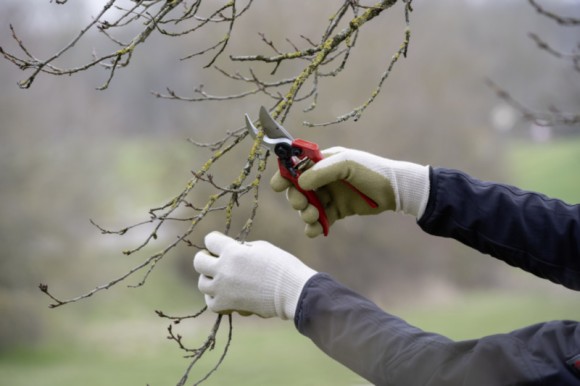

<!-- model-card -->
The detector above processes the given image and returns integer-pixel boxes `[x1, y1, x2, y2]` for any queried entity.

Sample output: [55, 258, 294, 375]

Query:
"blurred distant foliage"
[486, 0, 579, 127]
[1, 0, 579, 385]
[508, 137, 580, 204]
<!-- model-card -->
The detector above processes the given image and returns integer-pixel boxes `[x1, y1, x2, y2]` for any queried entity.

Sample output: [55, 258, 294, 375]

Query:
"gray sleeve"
[294, 273, 580, 385]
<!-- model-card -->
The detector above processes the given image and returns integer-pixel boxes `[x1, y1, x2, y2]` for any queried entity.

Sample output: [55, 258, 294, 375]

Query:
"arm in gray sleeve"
[295, 273, 580, 385]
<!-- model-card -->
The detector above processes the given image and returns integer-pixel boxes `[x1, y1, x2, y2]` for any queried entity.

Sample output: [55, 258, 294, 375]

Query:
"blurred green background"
[1, 1, 579, 385]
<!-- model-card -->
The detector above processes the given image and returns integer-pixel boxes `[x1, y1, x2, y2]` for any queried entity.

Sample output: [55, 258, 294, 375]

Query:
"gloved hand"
[270, 146, 430, 238]
[193, 231, 317, 320]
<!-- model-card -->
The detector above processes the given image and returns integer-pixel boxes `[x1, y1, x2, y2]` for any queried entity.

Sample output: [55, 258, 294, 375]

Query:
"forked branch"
[3, 1, 415, 384]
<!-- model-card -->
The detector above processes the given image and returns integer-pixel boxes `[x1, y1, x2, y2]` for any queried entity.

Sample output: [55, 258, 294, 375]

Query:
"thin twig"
[13, 2, 413, 385]
[528, 0, 580, 26]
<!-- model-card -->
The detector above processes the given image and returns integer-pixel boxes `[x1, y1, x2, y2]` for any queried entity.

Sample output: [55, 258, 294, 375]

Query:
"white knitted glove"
[270, 146, 430, 238]
[193, 231, 317, 320]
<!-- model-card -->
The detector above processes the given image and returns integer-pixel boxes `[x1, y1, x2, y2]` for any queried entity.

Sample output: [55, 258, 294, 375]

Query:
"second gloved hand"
[270, 147, 430, 238]
[193, 231, 317, 320]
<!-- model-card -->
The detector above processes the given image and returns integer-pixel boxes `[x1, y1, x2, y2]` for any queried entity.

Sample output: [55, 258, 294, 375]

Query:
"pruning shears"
[245, 106, 378, 236]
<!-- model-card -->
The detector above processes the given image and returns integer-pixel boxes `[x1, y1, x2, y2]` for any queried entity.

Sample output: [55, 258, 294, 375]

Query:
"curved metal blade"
[245, 113, 260, 140]
[245, 108, 291, 151]
[259, 106, 294, 141]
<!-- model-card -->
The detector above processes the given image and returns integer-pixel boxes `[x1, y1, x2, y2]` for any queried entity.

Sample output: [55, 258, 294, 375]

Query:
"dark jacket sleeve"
[418, 167, 580, 290]
[295, 273, 580, 386]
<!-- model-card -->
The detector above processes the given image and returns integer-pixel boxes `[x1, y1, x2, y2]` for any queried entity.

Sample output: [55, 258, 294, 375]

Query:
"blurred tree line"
[1, 0, 578, 350]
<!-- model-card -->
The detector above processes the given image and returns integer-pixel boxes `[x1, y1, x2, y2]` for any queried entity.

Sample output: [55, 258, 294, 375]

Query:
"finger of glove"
[194, 250, 218, 277]
[207, 307, 249, 317]
[205, 294, 220, 313]
[204, 231, 236, 256]
[198, 274, 215, 296]
[300, 204, 319, 225]
[270, 171, 292, 192]
[303, 201, 340, 237]
[320, 146, 348, 157]
[287, 186, 309, 211]
[271, 147, 346, 192]
[305, 222, 323, 238]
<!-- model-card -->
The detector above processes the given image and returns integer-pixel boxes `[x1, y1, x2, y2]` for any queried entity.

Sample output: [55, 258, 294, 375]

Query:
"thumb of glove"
[298, 152, 350, 192]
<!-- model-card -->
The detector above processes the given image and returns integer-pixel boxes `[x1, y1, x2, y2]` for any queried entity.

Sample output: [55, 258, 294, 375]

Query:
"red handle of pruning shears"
[278, 139, 378, 237]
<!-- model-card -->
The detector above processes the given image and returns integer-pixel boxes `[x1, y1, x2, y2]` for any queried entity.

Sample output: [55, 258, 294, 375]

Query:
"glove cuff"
[272, 263, 317, 320]
[395, 163, 430, 218]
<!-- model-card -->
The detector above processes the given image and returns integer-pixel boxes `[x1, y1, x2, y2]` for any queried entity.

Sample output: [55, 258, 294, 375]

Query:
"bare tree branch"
[485, 1, 579, 129]
[486, 78, 580, 127]
[528, 32, 580, 73]
[528, 0, 580, 26]
[3, 1, 414, 384]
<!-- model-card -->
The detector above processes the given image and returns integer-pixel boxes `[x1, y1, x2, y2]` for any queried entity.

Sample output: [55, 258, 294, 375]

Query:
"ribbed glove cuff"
[269, 262, 317, 320]
[396, 163, 430, 218]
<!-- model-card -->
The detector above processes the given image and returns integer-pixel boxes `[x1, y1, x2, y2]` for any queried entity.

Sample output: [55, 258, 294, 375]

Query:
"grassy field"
[506, 137, 580, 204]
[1, 314, 360, 386]
[2, 288, 579, 386]
[2, 137, 579, 386]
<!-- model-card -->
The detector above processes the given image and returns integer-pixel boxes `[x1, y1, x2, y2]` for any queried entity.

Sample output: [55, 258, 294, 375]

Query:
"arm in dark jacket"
[418, 168, 580, 290]
[296, 168, 580, 385]
[296, 273, 580, 386]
